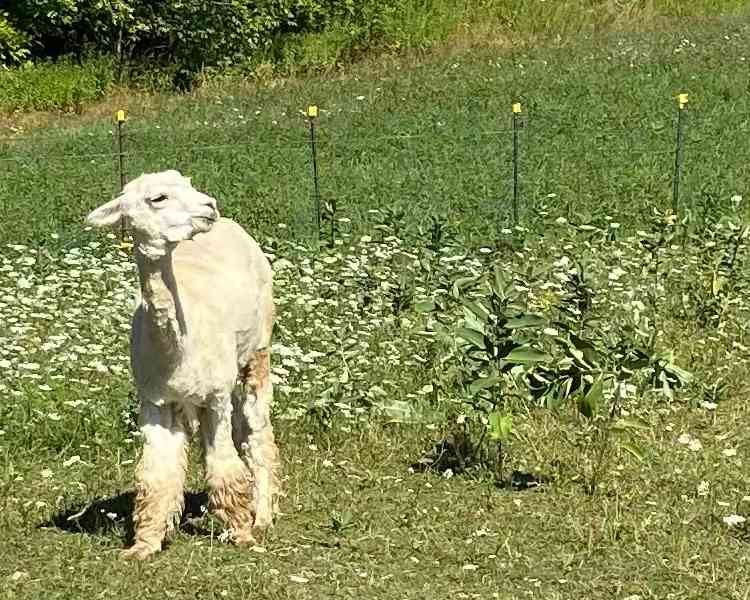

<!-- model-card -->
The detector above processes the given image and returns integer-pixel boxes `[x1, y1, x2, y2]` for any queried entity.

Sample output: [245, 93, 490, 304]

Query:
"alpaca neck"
[135, 243, 186, 360]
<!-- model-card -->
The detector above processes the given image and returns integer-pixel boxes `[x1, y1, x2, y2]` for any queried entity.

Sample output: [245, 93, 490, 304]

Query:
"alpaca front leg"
[122, 402, 188, 560]
[242, 350, 282, 533]
[202, 400, 256, 545]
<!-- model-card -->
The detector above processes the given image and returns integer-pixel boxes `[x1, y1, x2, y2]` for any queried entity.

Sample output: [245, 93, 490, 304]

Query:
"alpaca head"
[86, 170, 219, 257]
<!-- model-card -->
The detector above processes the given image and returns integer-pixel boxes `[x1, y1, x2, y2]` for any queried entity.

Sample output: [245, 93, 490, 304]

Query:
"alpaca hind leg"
[240, 350, 282, 532]
[231, 386, 250, 456]
[122, 402, 188, 560]
[202, 399, 256, 545]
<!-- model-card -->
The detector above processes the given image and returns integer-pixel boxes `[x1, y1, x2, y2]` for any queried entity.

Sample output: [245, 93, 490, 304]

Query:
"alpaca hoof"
[231, 528, 257, 546]
[120, 543, 159, 560]
[253, 511, 274, 532]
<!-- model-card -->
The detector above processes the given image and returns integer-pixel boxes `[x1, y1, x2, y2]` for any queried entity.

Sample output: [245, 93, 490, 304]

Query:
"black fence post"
[672, 93, 688, 212]
[306, 105, 321, 243]
[115, 109, 127, 241]
[329, 194, 337, 248]
[512, 102, 521, 225]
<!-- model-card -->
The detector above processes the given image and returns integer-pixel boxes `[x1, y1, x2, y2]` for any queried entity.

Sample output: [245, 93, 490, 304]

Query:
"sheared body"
[132, 219, 273, 409]
[86, 170, 282, 560]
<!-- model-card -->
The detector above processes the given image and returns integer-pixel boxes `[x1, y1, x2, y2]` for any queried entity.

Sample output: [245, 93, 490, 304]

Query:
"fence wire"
[1, 103, 746, 247]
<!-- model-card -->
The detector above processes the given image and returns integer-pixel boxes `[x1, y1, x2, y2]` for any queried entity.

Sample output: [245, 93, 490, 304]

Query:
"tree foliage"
[0, 11, 30, 66]
[2, 0, 410, 70]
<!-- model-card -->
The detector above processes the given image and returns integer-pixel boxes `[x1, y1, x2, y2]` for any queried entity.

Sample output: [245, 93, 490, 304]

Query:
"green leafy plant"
[0, 11, 29, 66]
[681, 222, 749, 328]
[432, 264, 549, 481]
[328, 509, 355, 534]
[418, 248, 693, 490]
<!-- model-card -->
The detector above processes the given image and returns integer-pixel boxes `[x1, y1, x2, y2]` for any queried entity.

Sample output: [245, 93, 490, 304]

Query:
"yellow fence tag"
[677, 93, 688, 109]
[307, 105, 318, 118]
[512, 102, 522, 114]
[116, 110, 126, 122]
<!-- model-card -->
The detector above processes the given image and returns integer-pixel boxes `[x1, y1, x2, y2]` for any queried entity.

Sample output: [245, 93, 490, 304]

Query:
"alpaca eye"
[150, 194, 168, 204]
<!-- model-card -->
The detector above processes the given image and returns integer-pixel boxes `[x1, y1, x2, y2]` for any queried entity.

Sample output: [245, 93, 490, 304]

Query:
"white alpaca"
[87, 170, 281, 559]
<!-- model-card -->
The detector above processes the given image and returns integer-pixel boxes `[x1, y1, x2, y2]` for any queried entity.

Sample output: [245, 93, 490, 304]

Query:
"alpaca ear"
[162, 169, 187, 185]
[86, 196, 123, 228]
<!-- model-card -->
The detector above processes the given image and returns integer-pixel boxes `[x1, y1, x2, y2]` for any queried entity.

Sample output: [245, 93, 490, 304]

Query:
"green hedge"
[0, 57, 114, 113]
[5, 1, 750, 72]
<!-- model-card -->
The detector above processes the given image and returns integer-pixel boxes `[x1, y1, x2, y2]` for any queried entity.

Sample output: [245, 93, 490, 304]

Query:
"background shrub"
[0, 57, 115, 112]
[0, 10, 30, 66]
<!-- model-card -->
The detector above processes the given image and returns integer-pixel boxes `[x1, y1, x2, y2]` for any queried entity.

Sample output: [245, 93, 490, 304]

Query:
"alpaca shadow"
[40, 490, 211, 544]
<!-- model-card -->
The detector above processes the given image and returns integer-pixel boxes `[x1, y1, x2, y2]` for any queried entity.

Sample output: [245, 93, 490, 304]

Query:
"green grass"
[3, 13, 750, 600]
[0, 57, 117, 113]
[4, 417, 750, 598]
[2, 15, 750, 247]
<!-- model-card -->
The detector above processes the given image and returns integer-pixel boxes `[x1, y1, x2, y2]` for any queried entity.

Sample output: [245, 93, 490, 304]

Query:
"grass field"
[1, 14, 750, 247]
[3, 12, 750, 600]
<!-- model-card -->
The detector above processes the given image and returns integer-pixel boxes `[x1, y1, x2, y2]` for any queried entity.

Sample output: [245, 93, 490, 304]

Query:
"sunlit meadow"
[3, 13, 750, 600]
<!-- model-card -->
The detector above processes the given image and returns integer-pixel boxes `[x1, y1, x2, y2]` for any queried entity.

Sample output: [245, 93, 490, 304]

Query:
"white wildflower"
[723, 514, 746, 527]
[63, 455, 81, 467]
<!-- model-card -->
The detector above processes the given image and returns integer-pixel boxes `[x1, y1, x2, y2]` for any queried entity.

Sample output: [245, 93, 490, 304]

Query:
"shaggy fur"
[86, 170, 282, 559]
